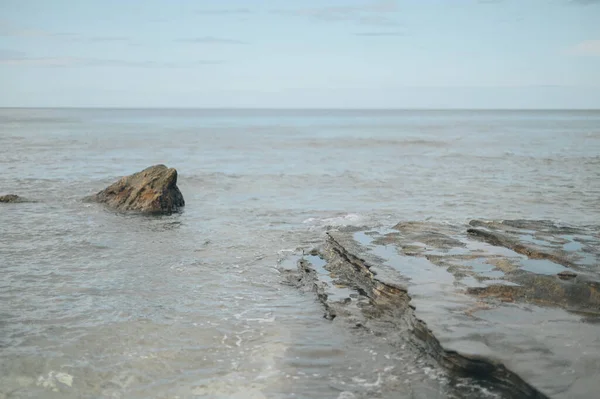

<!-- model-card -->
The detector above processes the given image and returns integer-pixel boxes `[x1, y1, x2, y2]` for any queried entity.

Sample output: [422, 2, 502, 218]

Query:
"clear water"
[1, 108, 599, 398]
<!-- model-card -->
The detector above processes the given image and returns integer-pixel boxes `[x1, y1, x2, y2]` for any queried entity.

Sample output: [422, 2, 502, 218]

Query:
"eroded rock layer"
[281, 220, 599, 398]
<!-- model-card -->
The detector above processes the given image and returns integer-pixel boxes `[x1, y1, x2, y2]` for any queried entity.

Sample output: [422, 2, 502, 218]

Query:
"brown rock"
[0, 194, 26, 203]
[90, 165, 184, 214]
[557, 270, 577, 280]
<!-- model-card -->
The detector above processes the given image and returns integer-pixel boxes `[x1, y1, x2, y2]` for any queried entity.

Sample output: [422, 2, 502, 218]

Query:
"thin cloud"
[0, 56, 81, 66]
[88, 36, 130, 42]
[367, 0, 399, 12]
[274, 0, 400, 26]
[0, 49, 27, 59]
[177, 36, 247, 44]
[568, 40, 600, 56]
[0, 19, 135, 43]
[569, 0, 600, 4]
[479, 0, 600, 4]
[355, 32, 404, 36]
[195, 8, 252, 15]
[277, 7, 357, 22]
[0, 19, 74, 38]
[0, 53, 223, 67]
[78, 36, 141, 45]
[358, 15, 400, 27]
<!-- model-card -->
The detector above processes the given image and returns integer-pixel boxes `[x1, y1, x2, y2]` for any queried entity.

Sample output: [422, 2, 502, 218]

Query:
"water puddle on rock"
[304, 254, 355, 303]
[464, 239, 523, 258]
[559, 234, 599, 257]
[462, 258, 505, 279]
[368, 242, 454, 286]
[519, 259, 569, 275]
[562, 239, 584, 252]
[518, 234, 553, 247]
[353, 231, 375, 246]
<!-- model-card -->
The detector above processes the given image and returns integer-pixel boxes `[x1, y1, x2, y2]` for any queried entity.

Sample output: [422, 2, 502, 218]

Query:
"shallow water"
[1, 108, 599, 398]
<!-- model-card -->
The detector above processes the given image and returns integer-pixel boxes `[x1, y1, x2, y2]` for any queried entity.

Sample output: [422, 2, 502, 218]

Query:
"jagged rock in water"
[89, 165, 184, 214]
[0, 194, 27, 203]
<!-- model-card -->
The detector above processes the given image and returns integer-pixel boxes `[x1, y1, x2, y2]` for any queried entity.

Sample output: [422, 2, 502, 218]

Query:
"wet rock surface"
[0, 194, 29, 203]
[281, 220, 600, 398]
[87, 165, 184, 214]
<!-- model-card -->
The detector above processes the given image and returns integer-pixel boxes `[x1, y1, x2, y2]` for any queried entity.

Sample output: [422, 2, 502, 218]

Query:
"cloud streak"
[88, 36, 130, 42]
[569, 0, 600, 5]
[0, 19, 139, 44]
[177, 36, 247, 44]
[568, 40, 600, 56]
[195, 8, 252, 15]
[357, 15, 400, 27]
[479, 0, 600, 4]
[355, 32, 404, 36]
[274, 0, 400, 27]
[0, 19, 74, 38]
[0, 52, 223, 67]
[1, 18, 244, 46]
[0, 49, 27, 59]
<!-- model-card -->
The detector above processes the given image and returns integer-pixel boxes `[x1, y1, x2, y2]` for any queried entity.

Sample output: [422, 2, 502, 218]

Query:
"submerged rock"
[89, 165, 184, 214]
[0, 194, 27, 203]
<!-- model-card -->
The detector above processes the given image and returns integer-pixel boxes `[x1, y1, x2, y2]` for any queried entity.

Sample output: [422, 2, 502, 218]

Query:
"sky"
[0, 0, 599, 108]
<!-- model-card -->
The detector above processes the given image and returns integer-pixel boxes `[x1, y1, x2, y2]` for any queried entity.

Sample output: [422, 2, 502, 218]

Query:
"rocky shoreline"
[281, 220, 600, 398]
[4, 163, 599, 397]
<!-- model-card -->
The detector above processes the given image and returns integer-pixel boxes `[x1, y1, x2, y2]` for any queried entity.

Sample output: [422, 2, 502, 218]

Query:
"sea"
[1, 108, 599, 398]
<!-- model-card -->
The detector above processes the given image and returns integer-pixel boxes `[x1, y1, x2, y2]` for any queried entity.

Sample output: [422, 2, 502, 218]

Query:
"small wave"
[299, 138, 447, 150]
[351, 373, 382, 387]
[182, 171, 244, 180]
[303, 213, 370, 228]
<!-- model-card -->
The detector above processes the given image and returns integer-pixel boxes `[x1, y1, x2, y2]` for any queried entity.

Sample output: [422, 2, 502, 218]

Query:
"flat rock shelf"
[281, 219, 600, 399]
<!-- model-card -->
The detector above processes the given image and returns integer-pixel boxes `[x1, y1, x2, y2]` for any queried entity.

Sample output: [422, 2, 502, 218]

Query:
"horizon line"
[1, 106, 600, 111]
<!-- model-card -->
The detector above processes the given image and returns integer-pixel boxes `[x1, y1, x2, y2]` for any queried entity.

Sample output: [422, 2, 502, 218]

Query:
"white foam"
[191, 381, 268, 399]
[55, 372, 73, 387]
[245, 314, 275, 323]
[351, 373, 381, 387]
[36, 371, 74, 392]
[303, 213, 369, 227]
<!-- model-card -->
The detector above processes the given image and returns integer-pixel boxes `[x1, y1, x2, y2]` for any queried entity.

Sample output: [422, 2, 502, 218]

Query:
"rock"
[284, 220, 600, 398]
[89, 165, 184, 214]
[0, 194, 27, 203]
[557, 270, 577, 280]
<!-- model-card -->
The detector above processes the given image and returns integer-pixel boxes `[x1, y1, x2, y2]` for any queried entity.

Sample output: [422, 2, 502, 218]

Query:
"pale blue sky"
[1, 0, 599, 108]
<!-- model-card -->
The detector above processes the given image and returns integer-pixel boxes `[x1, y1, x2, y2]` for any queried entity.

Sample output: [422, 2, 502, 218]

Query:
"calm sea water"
[1, 108, 599, 398]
